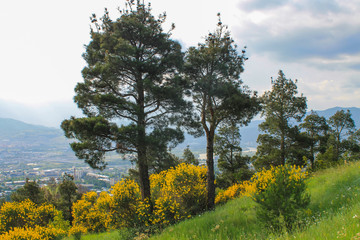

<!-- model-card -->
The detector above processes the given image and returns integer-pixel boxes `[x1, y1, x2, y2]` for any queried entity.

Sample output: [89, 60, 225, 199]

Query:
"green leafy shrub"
[253, 165, 310, 232]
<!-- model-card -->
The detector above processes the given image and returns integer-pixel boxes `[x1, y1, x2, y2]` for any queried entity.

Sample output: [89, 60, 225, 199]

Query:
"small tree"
[184, 15, 260, 209]
[300, 111, 329, 168]
[58, 173, 80, 223]
[328, 109, 356, 160]
[11, 179, 44, 205]
[215, 123, 253, 188]
[254, 70, 307, 169]
[182, 146, 199, 165]
[254, 165, 310, 232]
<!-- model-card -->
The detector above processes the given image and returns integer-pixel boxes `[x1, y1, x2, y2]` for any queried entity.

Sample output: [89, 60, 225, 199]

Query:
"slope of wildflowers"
[50, 161, 360, 240]
[150, 161, 360, 240]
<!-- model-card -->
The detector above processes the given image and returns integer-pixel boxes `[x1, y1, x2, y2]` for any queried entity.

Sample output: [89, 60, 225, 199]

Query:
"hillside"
[63, 160, 360, 240]
[149, 161, 360, 240]
[0, 118, 75, 165]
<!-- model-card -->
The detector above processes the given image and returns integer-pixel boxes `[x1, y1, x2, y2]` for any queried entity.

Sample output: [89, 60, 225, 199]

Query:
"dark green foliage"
[328, 109, 356, 161]
[58, 173, 81, 223]
[11, 179, 44, 205]
[181, 146, 199, 166]
[61, 0, 189, 200]
[300, 111, 329, 168]
[343, 129, 360, 160]
[253, 70, 307, 169]
[313, 110, 359, 168]
[215, 124, 253, 188]
[254, 165, 310, 232]
[184, 16, 260, 209]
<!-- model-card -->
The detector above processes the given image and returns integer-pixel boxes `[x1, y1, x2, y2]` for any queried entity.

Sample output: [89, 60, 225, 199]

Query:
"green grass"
[63, 228, 134, 240]
[65, 161, 360, 239]
[151, 162, 360, 240]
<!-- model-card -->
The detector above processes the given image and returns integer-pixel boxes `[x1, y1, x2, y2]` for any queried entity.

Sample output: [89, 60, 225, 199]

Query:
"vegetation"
[61, 0, 188, 201]
[254, 70, 307, 169]
[149, 161, 360, 240]
[299, 111, 329, 168]
[184, 14, 260, 209]
[2, 1, 360, 240]
[0, 199, 68, 239]
[215, 123, 253, 188]
[253, 165, 309, 232]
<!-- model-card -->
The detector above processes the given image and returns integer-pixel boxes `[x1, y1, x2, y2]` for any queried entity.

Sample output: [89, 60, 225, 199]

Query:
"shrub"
[215, 179, 257, 205]
[0, 200, 67, 239]
[0, 226, 66, 240]
[71, 191, 111, 233]
[110, 179, 141, 228]
[253, 165, 310, 232]
[69, 163, 208, 233]
[150, 163, 207, 227]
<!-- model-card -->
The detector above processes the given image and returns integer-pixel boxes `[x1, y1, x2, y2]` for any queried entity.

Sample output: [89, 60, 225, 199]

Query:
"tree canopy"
[184, 16, 260, 209]
[254, 70, 307, 169]
[61, 0, 188, 200]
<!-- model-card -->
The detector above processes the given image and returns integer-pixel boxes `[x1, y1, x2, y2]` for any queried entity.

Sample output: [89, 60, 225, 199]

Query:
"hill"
[0, 118, 77, 167]
[64, 160, 360, 240]
[148, 161, 360, 240]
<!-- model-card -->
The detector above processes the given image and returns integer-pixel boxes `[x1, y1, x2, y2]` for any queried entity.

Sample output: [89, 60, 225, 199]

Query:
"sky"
[1, 0, 360, 127]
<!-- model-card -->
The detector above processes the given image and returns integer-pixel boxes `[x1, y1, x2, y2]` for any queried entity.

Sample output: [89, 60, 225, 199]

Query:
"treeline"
[252, 70, 360, 171]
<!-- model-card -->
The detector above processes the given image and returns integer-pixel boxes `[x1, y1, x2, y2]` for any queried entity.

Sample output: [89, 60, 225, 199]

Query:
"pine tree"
[254, 70, 307, 169]
[61, 1, 188, 200]
[184, 15, 260, 209]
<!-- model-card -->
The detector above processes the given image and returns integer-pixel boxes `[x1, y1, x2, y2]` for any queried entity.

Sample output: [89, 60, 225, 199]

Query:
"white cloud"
[0, 0, 359, 124]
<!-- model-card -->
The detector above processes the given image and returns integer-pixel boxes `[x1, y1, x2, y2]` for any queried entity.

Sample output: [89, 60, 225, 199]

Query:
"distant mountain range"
[1, 107, 359, 161]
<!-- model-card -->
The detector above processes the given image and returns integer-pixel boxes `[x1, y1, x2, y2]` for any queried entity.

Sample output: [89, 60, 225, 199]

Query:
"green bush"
[253, 165, 310, 232]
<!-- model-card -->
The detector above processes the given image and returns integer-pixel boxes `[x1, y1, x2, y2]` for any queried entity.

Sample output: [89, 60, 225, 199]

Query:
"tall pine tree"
[184, 15, 260, 209]
[61, 1, 188, 200]
[254, 70, 307, 169]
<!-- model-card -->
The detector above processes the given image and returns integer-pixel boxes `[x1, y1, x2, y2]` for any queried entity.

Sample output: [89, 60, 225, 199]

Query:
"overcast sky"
[1, 0, 359, 127]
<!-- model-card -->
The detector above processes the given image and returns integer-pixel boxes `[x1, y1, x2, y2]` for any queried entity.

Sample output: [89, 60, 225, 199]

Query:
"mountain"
[0, 118, 76, 167]
[0, 118, 68, 149]
[0, 99, 82, 128]
[1, 107, 359, 163]
[315, 107, 360, 127]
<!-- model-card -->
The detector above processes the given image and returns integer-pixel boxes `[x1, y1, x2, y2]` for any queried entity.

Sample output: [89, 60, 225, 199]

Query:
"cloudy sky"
[1, 0, 359, 127]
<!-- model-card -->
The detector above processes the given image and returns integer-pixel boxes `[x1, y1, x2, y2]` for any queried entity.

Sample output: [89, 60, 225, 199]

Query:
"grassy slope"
[68, 161, 360, 240]
[151, 162, 360, 240]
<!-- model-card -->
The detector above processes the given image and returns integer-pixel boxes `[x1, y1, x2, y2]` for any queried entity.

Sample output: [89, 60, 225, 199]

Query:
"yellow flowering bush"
[215, 165, 307, 206]
[215, 183, 243, 205]
[150, 163, 207, 226]
[110, 179, 141, 228]
[0, 226, 66, 240]
[0, 200, 67, 239]
[69, 163, 208, 232]
[68, 225, 88, 240]
[71, 191, 111, 233]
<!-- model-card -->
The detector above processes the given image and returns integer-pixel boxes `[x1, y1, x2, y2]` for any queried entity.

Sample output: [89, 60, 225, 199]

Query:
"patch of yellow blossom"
[0, 200, 67, 239]
[215, 165, 307, 205]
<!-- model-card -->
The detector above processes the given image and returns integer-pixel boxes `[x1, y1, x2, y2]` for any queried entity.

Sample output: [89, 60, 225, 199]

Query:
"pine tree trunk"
[280, 129, 285, 165]
[206, 131, 215, 210]
[137, 77, 151, 201]
[138, 142, 150, 200]
[310, 145, 314, 168]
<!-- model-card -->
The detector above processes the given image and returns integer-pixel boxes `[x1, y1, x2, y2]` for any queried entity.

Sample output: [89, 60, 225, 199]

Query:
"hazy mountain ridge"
[0, 107, 359, 161]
